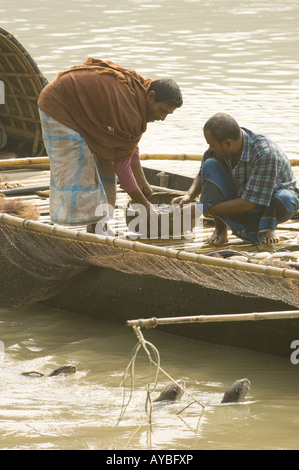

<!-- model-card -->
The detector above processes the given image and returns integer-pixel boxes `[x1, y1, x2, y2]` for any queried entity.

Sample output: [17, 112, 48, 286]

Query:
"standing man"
[172, 113, 299, 245]
[38, 58, 183, 232]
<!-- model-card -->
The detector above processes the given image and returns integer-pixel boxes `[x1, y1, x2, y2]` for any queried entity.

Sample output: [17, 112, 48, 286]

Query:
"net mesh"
[1, 223, 299, 310]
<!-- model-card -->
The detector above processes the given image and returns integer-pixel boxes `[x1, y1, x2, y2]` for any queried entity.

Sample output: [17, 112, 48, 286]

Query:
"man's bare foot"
[206, 217, 228, 245]
[260, 229, 278, 244]
[207, 227, 228, 245]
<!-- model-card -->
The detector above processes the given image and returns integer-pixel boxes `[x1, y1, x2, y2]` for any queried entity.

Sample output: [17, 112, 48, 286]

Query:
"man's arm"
[114, 150, 152, 201]
[186, 174, 202, 200]
[189, 197, 256, 220]
[128, 187, 161, 237]
[171, 174, 202, 207]
[127, 187, 152, 212]
[131, 164, 153, 199]
[130, 147, 153, 199]
[205, 198, 256, 215]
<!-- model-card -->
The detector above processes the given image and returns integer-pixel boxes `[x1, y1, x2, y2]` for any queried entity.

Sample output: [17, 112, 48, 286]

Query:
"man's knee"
[272, 189, 299, 222]
[201, 158, 226, 179]
[201, 158, 237, 201]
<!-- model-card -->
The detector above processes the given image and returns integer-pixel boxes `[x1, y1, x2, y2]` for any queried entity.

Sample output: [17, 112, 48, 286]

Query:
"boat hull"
[42, 264, 299, 359]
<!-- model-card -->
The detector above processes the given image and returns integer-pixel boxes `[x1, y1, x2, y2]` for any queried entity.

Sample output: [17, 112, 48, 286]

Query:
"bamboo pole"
[140, 154, 203, 161]
[0, 155, 203, 166]
[0, 157, 50, 167]
[1, 212, 299, 279]
[150, 185, 185, 195]
[126, 310, 299, 328]
[0, 154, 298, 166]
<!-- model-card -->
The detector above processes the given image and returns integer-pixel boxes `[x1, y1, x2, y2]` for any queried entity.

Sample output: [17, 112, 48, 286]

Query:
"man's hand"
[170, 193, 192, 207]
[171, 174, 202, 208]
[127, 189, 161, 237]
[140, 181, 154, 200]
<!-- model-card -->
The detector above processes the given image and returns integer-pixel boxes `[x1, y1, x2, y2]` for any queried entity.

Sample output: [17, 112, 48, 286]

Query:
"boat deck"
[1, 160, 299, 257]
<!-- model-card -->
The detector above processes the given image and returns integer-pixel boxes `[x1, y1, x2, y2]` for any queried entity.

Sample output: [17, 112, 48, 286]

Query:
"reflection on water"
[1, 305, 299, 450]
[1, 0, 299, 450]
[2, 0, 299, 157]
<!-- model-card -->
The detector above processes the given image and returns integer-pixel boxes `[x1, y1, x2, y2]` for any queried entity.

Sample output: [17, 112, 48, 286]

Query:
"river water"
[1, 0, 299, 451]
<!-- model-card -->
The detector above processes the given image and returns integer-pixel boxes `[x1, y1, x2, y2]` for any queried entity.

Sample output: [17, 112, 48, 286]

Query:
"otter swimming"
[221, 378, 251, 403]
[154, 380, 185, 403]
[154, 378, 250, 404]
[21, 364, 76, 378]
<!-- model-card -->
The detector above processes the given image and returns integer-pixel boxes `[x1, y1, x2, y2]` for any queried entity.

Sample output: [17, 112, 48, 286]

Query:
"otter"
[221, 378, 250, 403]
[154, 379, 185, 403]
[154, 377, 250, 405]
[21, 364, 76, 378]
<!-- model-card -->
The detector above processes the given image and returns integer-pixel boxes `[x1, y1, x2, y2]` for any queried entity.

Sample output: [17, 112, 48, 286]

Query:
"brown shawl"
[38, 58, 152, 161]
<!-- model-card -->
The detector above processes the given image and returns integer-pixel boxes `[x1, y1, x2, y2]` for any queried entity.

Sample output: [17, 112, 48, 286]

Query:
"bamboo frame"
[0, 157, 50, 167]
[150, 185, 185, 195]
[0, 155, 298, 167]
[0, 212, 299, 280]
[126, 310, 299, 328]
[140, 154, 203, 161]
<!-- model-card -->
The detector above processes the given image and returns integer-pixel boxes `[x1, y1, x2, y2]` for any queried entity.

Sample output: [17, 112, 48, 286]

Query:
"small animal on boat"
[221, 378, 251, 403]
[206, 249, 248, 259]
[0, 193, 39, 220]
[154, 379, 185, 403]
[21, 364, 76, 378]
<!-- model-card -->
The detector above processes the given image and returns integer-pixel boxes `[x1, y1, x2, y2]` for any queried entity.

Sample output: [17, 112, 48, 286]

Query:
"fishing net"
[0, 221, 299, 312]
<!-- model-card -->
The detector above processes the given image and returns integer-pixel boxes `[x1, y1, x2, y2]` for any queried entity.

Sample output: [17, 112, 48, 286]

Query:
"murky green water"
[1, 0, 299, 451]
[2, 0, 299, 157]
[1, 306, 299, 450]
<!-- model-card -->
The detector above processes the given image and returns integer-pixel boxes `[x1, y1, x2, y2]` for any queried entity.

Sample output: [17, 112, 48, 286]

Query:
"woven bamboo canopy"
[0, 27, 48, 156]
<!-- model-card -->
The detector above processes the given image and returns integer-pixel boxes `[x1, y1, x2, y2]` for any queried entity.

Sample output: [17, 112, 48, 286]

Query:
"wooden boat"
[1, 27, 299, 359]
[1, 160, 299, 360]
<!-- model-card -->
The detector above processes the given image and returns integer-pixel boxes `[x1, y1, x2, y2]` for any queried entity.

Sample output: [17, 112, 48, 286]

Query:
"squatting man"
[171, 113, 299, 245]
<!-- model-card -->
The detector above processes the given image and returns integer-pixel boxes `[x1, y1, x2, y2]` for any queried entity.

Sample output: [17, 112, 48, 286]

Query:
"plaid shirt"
[201, 127, 299, 207]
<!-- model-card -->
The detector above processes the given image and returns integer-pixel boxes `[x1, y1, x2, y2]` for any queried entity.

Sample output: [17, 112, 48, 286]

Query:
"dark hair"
[203, 113, 241, 143]
[149, 79, 183, 108]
